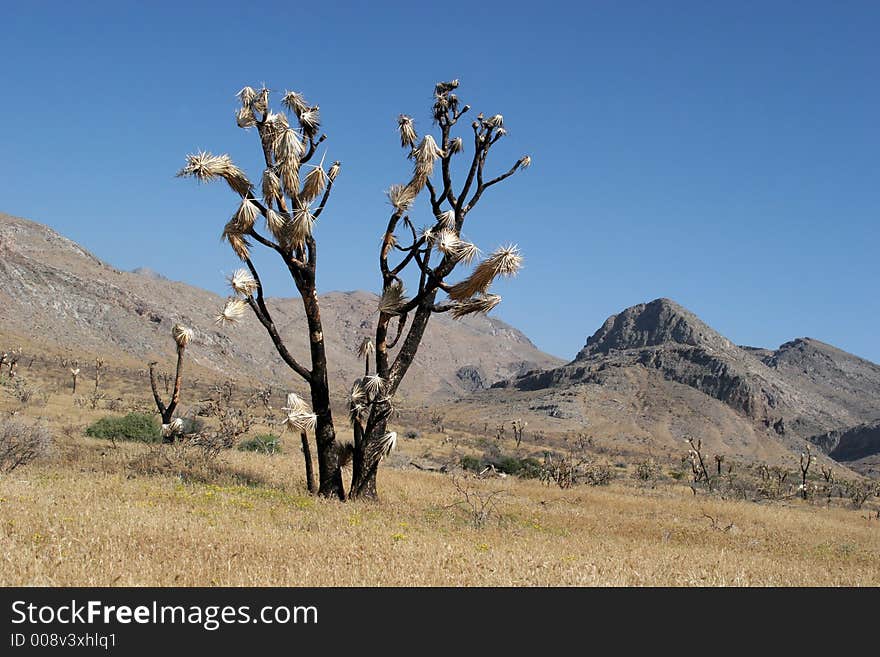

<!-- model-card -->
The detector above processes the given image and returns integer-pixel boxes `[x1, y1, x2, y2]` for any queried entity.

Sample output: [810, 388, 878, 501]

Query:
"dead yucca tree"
[148, 323, 193, 443]
[178, 84, 346, 499]
[349, 80, 529, 499]
[178, 81, 528, 501]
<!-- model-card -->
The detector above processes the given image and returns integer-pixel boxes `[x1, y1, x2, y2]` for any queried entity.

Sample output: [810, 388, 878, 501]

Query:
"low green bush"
[85, 413, 160, 442]
[238, 434, 282, 455]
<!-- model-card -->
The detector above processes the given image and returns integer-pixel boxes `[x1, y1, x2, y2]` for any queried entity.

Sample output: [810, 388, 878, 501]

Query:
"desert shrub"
[181, 417, 206, 435]
[1, 419, 52, 472]
[238, 433, 282, 455]
[495, 455, 542, 479]
[460, 455, 482, 472]
[85, 413, 160, 443]
[405, 430, 419, 440]
[634, 459, 661, 483]
[583, 463, 614, 486]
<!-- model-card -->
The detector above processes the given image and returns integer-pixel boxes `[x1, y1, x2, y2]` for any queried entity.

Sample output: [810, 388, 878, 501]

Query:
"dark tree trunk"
[300, 431, 316, 494]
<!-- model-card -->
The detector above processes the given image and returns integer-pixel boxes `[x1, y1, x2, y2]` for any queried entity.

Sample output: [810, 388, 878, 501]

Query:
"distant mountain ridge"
[0, 212, 563, 401]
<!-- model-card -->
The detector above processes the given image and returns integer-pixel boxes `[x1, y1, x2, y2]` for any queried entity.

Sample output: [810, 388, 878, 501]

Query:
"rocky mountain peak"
[576, 298, 731, 359]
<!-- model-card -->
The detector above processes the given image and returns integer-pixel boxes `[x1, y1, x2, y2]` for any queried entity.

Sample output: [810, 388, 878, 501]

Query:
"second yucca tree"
[178, 80, 528, 501]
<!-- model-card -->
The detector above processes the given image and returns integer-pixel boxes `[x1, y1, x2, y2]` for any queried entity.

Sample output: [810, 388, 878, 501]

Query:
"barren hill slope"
[0, 213, 562, 401]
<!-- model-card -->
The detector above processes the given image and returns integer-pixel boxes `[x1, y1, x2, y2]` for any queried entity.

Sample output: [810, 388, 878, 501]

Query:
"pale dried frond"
[221, 223, 252, 261]
[456, 240, 481, 264]
[236, 106, 256, 128]
[450, 293, 502, 319]
[364, 374, 386, 396]
[233, 197, 259, 232]
[436, 209, 456, 228]
[172, 324, 193, 348]
[521, 155, 531, 168]
[275, 128, 305, 163]
[412, 135, 444, 177]
[177, 152, 252, 196]
[357, 337, 374, 359]
[378, 280, 408, 315]
[446, 245, 522, 301]
[262, 168, 281, 205]
[227, 268, 258, 297]
[282, 90, 308, 116]
[327, 161, 341, 182]
[387, 183, 417, 212]
[378, 431, 398, 459]
[298, 106, 320, 138]
[253, 86, 269, 113]
[215, 297, 248, 326]
[398, 114, 417, 148]
[280, 160, 300, 199]
[301, 164, 327, 202]
[283, 392, 310, 414]
[485, 114, 504, 128]
[434, 79, 460, 95]
[350, 380, 367, 405]
[288, 205, 314, 247]
[161, 417, 185, 439]
[436, 229, 461, 256]
[265, 208, 286, 239]
[281, 392, 316, 432]
[236, 86, 257, 106]
[448, 136, 464, 154]
[70, 368, 80, 376]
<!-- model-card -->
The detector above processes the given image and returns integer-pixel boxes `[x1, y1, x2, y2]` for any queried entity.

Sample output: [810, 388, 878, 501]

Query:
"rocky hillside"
[452, 298, 880, 469]
[0, 213, 562, 401]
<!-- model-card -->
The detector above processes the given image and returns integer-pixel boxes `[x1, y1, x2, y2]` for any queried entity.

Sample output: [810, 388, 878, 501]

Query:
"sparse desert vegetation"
[1, 353, 879, 587]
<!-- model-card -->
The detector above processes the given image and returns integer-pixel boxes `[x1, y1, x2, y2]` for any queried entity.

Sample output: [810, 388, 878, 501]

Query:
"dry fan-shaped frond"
[398, 114, 417, 148]
[521, 155, 531, 168]
[172, 323, 193, 348]
[281, 392, 316, 432]
[282, 90, 308, 116]
[262, 168, 281, 205]
[327, 161, 341, 182]
[253, 87, 269, 113]
[236, 106, 256, 128]
[236, 86, 257, 106]
[357, 337, 374, 359]
[436, 209, 456, 228]
[387, 183, 417, 212]
[446, 245, 522, 301]
[435, 79, 460, 95]
[485, 114, 504, 128]
[215, 298, 248, 326]
[450, 293, 502, 319]
[378, 280, 408, 315]
[265, 208, 286, 238]
[455, 240, 481, 264]
[161, 417, 185, 439]
[364, 374, 386, 396]
[350, 380, 367, 405]
[227, 268, 258, 297]
[221, 223, 252, 261]
[288, 205, 314, 247]
[436, 229, 461, 256]
[283, 392, 310, 414]
[412, 135, 444, 177]
[448, 136, 464, 154]
[280, 160, 300, 200]
[378, 431, 398, 459]
[178, 152, 251, 196]
[70, 368, 80, 376]
[275, 128, 305, 163]
[301, 164, 327, 202]
[234, 198, 259, 232]
[298, 107, 320, 137]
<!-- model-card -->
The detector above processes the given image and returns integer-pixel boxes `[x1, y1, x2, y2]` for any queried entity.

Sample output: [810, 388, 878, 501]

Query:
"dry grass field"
[2, 359, 879, 587]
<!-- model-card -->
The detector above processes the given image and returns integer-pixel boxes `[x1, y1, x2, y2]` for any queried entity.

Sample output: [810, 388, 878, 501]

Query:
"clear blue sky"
[2, 1, 878, 362]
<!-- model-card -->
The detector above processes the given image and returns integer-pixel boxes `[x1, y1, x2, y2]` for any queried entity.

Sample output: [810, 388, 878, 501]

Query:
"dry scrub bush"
[0, 418, 52, 473]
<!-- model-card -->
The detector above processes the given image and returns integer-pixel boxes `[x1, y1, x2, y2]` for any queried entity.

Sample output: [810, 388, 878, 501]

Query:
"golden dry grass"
[1, 434, 879, 587]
